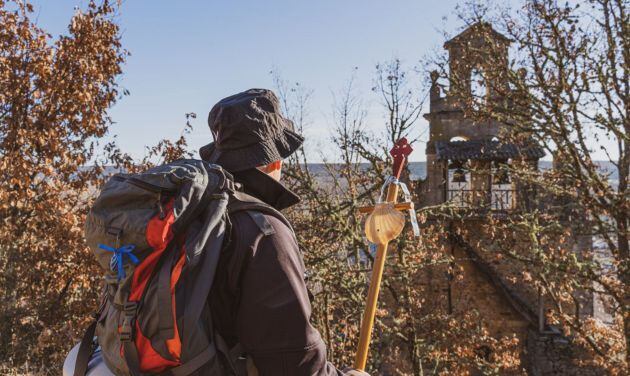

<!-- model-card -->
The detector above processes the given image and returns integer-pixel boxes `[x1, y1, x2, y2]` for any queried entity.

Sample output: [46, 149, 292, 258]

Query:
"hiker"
[63, 89, 369, 375]
[199, 89, 368, 375]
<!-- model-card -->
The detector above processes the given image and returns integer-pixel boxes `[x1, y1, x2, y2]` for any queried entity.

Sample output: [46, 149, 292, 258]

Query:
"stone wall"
[525, 329, 602, 376]
[451, 244, 531, 341]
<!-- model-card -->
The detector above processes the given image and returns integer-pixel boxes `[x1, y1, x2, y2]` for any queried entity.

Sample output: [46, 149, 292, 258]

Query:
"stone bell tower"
[422, 22, 543, 209]
[416, 23, 603, 376]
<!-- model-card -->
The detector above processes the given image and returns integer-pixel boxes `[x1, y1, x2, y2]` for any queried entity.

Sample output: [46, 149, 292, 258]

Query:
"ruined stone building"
[416, 23, 602, 375]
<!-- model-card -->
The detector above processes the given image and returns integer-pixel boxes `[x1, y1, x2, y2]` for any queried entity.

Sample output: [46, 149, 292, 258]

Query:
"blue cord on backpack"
[98, 244, 139, 280]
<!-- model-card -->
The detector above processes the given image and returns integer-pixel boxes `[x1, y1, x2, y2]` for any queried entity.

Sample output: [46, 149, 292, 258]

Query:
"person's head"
[199, 89, 302, 181]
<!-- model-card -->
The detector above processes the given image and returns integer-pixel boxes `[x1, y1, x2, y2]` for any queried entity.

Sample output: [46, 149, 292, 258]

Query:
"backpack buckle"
[120, 321, 133, 342]
[123, 301, 138, 314]
[120, 302, 138, 342]
[225, 178, 236, 193]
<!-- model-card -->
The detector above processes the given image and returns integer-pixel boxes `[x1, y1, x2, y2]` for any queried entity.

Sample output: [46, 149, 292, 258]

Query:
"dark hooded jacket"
[209, 169, 345, 375]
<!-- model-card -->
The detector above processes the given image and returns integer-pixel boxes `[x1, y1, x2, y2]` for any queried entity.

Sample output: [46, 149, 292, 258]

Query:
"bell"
[493, 161, 510, 184]
[493, 169, 510, 184]
[452, 168, 467, 183]
[365, 203, 406, 245]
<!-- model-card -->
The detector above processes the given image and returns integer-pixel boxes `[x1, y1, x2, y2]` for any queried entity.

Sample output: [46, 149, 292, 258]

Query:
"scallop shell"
[364, 202, 405, 244]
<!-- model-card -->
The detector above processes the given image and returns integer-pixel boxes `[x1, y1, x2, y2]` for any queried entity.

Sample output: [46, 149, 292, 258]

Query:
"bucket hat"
[199, 88, 304, 172]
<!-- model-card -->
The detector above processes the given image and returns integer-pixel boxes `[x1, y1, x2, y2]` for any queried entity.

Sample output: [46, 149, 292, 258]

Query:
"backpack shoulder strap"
[73, 287, 108, 376]
[227, 191, 293, 233]
[73, 321, 97, 376]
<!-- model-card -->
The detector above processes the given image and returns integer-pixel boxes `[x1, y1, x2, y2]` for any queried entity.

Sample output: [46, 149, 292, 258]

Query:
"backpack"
[74, 159, 257, 376]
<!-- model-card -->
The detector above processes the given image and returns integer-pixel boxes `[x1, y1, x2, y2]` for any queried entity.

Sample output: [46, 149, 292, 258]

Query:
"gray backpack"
[75, 159, 247, 376]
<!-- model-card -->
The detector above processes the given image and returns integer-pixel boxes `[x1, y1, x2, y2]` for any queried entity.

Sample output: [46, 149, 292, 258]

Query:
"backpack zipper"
[112, 175, 176, 194]
[112, 175, 174, 219]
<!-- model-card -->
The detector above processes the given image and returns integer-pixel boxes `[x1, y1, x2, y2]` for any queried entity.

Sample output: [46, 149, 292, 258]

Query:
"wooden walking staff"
[354, 137, 417, 370]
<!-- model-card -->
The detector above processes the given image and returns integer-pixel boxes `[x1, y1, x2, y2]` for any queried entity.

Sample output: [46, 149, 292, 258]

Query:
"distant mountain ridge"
[309, 161, 620, 183]
[87, 161, 620, 185]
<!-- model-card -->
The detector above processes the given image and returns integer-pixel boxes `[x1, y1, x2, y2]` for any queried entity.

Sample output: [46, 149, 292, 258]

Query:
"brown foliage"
[0, 0, 125, 373]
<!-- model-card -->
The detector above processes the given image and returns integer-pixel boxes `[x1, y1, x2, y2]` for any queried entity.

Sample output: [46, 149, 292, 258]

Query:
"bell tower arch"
[444, 22, 511, 104]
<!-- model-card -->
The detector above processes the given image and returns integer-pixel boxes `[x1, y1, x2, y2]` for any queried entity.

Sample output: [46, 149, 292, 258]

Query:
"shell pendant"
[364, 202, 405, 245]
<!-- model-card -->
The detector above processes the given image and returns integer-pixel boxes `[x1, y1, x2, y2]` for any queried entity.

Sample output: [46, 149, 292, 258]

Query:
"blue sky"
[31, 0, 472, 162]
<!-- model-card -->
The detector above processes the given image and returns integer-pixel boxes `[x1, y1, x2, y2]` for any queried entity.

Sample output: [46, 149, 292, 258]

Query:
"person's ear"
[258, 160, 282, 173]
[269, 160, 282, 171]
